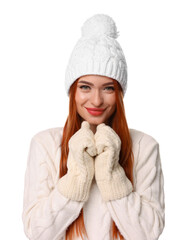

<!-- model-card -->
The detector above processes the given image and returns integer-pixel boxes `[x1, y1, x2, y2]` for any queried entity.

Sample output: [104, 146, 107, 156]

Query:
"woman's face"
[75, 75, 116, 131]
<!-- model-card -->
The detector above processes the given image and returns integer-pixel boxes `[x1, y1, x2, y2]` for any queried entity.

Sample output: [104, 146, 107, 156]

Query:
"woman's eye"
[104, 86, 115, 91]
[79, 85, 90, 90]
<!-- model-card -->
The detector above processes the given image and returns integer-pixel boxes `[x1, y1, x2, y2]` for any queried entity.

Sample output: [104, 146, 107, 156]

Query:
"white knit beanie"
[65, 14, 128, 96]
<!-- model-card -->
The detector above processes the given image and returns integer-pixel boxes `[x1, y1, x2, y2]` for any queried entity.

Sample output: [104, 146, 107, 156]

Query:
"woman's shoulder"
[129, 128, 159, 147]
[129, 128, 160, 167]
[30, 126, 159, 150]
[31, 126, 63, 148]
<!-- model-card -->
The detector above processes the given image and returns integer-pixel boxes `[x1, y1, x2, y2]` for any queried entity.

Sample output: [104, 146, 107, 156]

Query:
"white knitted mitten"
[94, 123, 133, 201]
[57, 121, 96, 201]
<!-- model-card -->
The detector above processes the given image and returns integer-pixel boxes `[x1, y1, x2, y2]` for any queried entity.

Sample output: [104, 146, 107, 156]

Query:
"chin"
[86, 117, 105, 126]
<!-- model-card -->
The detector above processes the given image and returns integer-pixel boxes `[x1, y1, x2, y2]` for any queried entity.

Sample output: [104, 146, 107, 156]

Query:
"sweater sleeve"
[106, 133, 165, 240]
[22, 137, 84, 240]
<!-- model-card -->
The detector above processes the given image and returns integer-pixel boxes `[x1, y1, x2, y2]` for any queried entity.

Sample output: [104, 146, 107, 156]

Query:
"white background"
[0, 0, 189, 239]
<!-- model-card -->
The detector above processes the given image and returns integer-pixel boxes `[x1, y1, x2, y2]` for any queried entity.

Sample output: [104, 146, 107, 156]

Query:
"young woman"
[22, 14, 165, 240]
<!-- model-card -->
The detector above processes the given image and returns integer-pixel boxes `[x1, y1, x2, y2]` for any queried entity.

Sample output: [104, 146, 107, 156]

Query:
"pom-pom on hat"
[65, 14, 128, 96]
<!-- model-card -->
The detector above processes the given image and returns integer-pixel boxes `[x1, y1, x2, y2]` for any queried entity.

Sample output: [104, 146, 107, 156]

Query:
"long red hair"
[59, 78, 134, 240]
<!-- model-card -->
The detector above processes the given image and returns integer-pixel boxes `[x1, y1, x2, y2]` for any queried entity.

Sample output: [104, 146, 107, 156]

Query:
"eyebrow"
[78, 80, 114, 86]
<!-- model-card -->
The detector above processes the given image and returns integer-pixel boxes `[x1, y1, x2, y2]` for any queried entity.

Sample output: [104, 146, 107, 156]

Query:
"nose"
[90, 89, 103, 107]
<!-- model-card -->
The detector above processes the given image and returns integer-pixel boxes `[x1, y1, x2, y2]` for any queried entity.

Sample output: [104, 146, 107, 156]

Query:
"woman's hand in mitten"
[57, 121, 96, 201]
[94, 123, 133, 201]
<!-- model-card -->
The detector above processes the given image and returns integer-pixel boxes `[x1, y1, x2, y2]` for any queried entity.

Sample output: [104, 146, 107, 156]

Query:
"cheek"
[106, 95, 116, 109]
[110, 103, 116, 115]
[75, 90, 88, 106]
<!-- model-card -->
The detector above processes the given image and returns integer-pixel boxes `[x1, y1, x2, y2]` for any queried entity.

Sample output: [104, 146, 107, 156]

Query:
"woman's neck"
[89, 124, 97, 134]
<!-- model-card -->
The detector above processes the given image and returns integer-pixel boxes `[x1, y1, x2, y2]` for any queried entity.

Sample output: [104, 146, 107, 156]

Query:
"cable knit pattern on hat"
[65, 14, 127, 96]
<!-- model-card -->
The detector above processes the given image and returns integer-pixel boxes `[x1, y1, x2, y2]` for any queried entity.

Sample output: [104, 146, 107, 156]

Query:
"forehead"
[78, 75, 114, 85]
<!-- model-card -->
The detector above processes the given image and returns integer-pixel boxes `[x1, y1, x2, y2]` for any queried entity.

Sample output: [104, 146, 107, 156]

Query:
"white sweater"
[22, 127, 165, 240]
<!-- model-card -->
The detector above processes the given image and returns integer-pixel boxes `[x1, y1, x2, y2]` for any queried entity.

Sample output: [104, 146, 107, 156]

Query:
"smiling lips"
[85, 107, 105, 116]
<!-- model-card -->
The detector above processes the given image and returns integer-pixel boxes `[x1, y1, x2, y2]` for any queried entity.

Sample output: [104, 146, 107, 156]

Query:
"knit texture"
[22, 127, 165, 240]
[57, 121, 96, 201]
[94, 123, 133, 201]
[65, 14, 128, 96]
